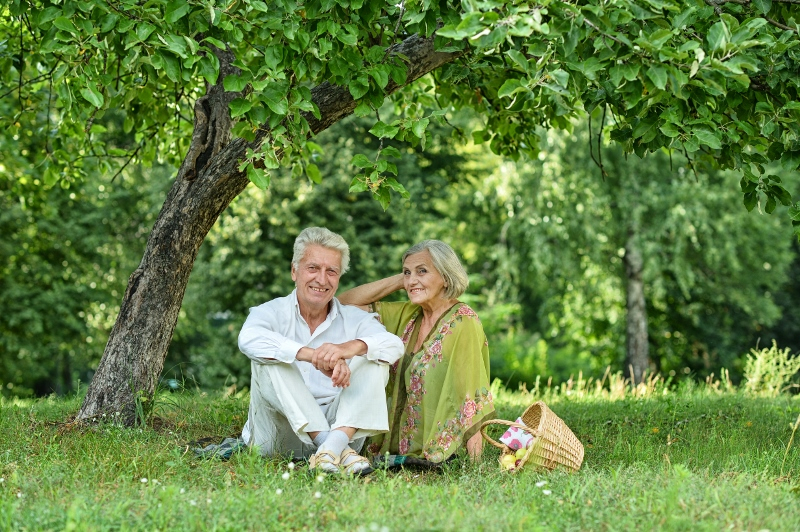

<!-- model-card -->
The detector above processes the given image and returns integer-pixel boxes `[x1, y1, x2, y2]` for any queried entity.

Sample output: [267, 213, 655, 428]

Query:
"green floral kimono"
[367, 301, 495, 463]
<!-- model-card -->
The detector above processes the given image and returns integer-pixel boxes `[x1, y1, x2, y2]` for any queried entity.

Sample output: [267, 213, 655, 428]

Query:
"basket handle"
[480, 419, 542, 450]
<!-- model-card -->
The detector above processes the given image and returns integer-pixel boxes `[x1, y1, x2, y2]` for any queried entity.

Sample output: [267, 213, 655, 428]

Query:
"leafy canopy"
[2, 0, 800, 217]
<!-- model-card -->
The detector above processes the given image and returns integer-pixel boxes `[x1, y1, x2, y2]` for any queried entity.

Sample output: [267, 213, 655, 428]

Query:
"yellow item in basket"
[480, 401, 584, 473]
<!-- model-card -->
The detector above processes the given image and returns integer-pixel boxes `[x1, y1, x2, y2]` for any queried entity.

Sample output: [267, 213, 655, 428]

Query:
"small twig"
[18, 19, 24, 111]
[392, 0, 406, 38]
[375, 109, 385, 156]
[780, 414, 800, 476]
[682, 146, 699, 182]
[582, 18, 626, 46]
[46, 74, 53, 155]
[110, 129, 159, 182]
[587, 112, 606, 181]
[766, 17, 797, 32]
[433, 92, 464, 138]
[598, 105, 607, 179]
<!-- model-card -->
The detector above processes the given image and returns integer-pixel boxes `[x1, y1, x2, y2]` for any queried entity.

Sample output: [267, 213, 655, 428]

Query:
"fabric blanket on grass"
[191, 437, 247, 460]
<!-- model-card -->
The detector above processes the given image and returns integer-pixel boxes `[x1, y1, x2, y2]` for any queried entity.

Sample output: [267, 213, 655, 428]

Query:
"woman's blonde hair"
[402, 240, 468, 299]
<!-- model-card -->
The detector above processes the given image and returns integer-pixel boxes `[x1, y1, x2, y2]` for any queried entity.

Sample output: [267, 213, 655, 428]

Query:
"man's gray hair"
[402, 240, 468, 299]
[292, 227, 350, 273]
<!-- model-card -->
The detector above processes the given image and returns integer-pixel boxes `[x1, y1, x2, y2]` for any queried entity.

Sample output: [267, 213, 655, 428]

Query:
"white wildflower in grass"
[189, 500, 197, 506]
[316, 475, 324, 483]
[0, 478, 4, 483]
[287, 462, 295, 470]
[314, 491, 322, 499]
[140, 478, 148, 483]
[16, 492, 22, 498]
[207, 499, 212, 504]
[535, 481, 547, 487]
[275, 489, 283, 495]
[282, 472, 290, 480]
[180, 488, 185, 494]
[542, 490, 552, 496]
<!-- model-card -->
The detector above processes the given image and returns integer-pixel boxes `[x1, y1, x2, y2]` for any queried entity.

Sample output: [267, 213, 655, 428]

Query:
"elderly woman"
[338, 240, 495, 464]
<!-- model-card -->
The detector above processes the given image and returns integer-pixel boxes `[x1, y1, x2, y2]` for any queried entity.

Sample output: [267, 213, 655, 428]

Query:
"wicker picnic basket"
[480, 401, 584, 473]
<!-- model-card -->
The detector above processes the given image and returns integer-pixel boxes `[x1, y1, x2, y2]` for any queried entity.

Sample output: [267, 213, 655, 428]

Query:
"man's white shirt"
[239, 289, 403, 406]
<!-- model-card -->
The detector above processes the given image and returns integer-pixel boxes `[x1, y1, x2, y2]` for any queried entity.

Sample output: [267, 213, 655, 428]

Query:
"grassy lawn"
[1, 380, 798, 531]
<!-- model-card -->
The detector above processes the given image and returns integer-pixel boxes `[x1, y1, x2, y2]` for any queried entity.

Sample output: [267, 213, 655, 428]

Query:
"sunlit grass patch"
[1, 380, 798, 530]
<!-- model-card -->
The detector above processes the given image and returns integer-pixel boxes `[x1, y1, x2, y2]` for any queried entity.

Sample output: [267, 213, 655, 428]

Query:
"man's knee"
[349, 357, 390, 385]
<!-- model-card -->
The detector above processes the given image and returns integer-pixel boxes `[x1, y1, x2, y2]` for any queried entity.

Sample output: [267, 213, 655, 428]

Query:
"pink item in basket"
[499, 417, 535, 450]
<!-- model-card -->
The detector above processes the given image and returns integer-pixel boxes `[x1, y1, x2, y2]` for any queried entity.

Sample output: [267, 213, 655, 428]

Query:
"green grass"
[1, 382, 798, 531]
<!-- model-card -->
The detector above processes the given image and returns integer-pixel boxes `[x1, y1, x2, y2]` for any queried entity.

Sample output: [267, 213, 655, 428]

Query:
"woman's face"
[403, 250, 447, 307]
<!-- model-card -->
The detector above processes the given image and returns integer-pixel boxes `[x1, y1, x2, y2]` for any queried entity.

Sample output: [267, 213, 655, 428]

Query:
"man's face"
[291, 244, 342, 313]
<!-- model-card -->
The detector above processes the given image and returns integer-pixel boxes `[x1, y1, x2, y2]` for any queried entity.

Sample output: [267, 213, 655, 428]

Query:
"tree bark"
[76, 34, 462, 424]
[624, 231, 649, 385]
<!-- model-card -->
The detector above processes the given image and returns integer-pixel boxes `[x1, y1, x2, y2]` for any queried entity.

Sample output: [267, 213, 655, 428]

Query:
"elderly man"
[238, 227, 403, 474]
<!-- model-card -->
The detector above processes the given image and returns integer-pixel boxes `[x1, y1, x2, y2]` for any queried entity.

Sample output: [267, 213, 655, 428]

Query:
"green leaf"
[223, 74, 249, 92]
[349, 176, 368, 193]
[550, 69, 569, 88]
[621, 63, 640, 81]
[136, 23, 156, 42]
[80, 84, 104, 108]
[232, 121, 256, 142]
[753, 0, 772, 14]
[743, 191, 758, 212]
[411, 118, 429, 139]
[247, 164, 270, 190]
[351, 154, 373, 168]
[498, 78, 525, 98]
[203, 37, 227, 50]
[647, 28, 673, 49]
[53, 17, 77, 34]
[369, 121, 400, 139]
[707, 21, 729, 52]
[694, 129, 722, 150]
[229, 98, 252, 118]
[632, 117, 657, 140]
[165, 1, 193, 23]
[765, 195, 777, 214]
[348, 76, 369, 100]
[197, 56, 219, 85]
[375, 186, 391, 210]
[337, 31, 358, 46]
[43, 166, 59, 187]
[306, 163, 322, 184]
[160, 52, 182, 82]
[38, 7, 60, 24]
[507, 50, 528, 71]
[368, 65, 390, 89]
[354, 101, 372, 117]
[381, 146, 402, 159]
[646, 65, 668, 90]
[260, 90, 288, 116]
[659, 122, 680, 137]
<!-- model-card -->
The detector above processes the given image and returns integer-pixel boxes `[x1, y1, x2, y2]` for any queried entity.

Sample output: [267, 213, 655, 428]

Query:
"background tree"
[2, 0, 799, 421]
[462, 124, 795, 385]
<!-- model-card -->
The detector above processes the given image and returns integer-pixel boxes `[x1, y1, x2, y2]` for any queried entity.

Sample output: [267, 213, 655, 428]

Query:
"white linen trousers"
[243, 356, 390, 458]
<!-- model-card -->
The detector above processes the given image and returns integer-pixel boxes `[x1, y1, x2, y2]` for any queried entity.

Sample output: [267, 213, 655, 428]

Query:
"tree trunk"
[76, 35, 462, 424]
[624, 232, 649, 385]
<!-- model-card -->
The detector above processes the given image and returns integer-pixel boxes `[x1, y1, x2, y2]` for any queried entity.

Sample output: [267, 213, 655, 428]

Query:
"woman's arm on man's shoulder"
[338, 273, 405, 310]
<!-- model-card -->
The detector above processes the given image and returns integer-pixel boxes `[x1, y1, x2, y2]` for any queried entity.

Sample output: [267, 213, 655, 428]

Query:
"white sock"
[340, 446, 371, 474]
[312, 431, 329, 448]
[317, 429, 349, 458]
